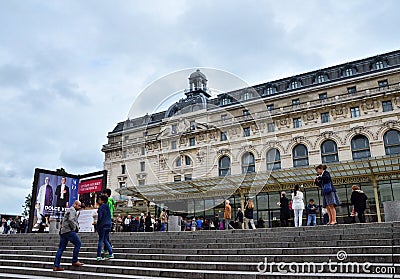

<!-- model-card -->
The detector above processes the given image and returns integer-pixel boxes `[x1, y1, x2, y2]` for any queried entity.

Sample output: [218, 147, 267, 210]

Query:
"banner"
[79, 179, 103, 194]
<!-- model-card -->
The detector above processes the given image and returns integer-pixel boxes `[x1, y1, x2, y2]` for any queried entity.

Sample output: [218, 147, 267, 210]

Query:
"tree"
[22, 193, 32, 217]
[56, 168, 68, 175]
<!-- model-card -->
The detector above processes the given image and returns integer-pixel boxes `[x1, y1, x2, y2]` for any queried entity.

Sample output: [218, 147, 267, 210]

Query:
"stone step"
[0, 259, 398, 279]
[0, 253, 397, 269]
[5, 232, 395, 245]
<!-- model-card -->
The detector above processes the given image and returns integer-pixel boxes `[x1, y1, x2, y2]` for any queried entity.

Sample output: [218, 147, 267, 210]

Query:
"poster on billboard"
[30, 168, 107, 232]
[32, 171, 79, 230]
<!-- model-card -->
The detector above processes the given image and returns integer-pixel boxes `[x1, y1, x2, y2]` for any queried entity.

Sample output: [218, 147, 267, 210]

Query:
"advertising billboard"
[30, 168, 107, 232]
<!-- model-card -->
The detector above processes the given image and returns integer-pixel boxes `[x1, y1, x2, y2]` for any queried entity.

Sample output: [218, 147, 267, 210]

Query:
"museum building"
[102, 50, 400, 226]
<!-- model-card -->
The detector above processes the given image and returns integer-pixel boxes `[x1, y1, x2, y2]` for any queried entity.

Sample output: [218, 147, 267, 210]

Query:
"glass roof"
[116, 155, 400, 201]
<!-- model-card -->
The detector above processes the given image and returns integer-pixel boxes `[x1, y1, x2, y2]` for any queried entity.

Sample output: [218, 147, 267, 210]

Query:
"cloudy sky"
[1, 0, 399, 216]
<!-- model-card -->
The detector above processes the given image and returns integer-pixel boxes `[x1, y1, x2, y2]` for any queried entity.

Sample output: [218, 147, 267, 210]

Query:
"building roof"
[109, 49, 400, 135]
[116, 154, 400, 201]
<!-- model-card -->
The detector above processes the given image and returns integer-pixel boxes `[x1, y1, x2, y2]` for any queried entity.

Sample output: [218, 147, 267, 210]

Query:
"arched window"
[321, 140, 339, 163]
[293, 144, 309, 167]
[219, 156, 231, 177]
[176, 157, 181, 167]
[185, 155, 192, 165]
[242, 152, 255, 174]
[351, 135, 371, 159]
[384, 129, 400, 155]
[266, 149, 281, 170]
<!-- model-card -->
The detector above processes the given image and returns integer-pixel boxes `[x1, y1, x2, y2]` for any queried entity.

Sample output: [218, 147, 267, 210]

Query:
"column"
[372, 177, 382, 223]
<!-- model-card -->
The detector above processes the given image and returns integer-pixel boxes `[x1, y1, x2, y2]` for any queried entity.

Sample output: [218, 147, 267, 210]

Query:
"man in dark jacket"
[96, 195, 114, 261]
[53, 200, 84, 271]
[235, 208, 244, 229]
[350, 185, 368, 223]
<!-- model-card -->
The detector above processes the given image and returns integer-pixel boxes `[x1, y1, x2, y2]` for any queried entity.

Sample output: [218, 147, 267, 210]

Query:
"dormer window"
[289, 79, 301, 90]
[242, 91, 251, 101]
[345, 68, 353, 77]
[221, 97, 231, 106]
[264, 86, 275, 96]
[317, 74, 326, 83]
[375, 61, 384, 70]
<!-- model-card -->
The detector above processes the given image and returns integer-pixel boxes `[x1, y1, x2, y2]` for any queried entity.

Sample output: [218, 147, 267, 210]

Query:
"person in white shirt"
[35, 177, 53, 227]
[291, 185, 305, 227]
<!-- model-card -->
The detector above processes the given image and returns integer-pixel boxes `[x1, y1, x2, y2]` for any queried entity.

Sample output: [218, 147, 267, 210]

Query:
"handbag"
[322, 182, 333, 195]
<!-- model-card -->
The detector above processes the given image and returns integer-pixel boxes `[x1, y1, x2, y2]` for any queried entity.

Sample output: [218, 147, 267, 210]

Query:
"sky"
[1, 0, 399, 216]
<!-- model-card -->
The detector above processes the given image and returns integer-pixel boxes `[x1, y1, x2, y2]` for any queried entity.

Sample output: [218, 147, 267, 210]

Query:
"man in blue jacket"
[96, 195, 114, 261]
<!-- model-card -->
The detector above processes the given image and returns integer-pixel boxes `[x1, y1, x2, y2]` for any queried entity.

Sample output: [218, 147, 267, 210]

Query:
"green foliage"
[22, 193, 32, 217]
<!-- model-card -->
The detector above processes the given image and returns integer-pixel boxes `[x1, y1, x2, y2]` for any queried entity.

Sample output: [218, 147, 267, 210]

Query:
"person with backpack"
[350, 185, 368, 223]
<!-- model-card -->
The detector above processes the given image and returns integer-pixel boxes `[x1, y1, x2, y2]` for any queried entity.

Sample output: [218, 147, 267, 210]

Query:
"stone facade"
[102, 50, 400, 223]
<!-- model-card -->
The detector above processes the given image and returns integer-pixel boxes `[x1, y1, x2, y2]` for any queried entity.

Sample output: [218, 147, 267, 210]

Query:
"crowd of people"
[1, 217, 28, 234]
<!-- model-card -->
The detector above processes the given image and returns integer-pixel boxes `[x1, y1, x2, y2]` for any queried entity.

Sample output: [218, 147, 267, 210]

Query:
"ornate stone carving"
[313, 131, 345, 148]
[344, 126, 375, 143]
[278, 117, 291, 129]
[262, 141, 286, 155]
[285, 136, 313, 153]
[196, 149, 205, 163]
[217, 148, 232, 157]
[331, 106, 348, 120]
[303, 112, 318, 124]
[361, 99, 379, 114]
[159, 156, 167, 170]
[136, 173, 147, 180]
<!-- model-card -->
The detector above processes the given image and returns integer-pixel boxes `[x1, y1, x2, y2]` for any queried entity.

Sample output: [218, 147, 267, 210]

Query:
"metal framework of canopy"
[116, 155, 400, 203]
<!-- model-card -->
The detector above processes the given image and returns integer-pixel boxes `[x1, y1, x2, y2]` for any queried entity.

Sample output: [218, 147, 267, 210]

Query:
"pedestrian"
[191, 218, 196, 231]
[350, 185, 368, 223]
[279, 191, 290, 227]
[306, 199, 318, 226]
[53, 200, 84, 271]
[315, 164, 340, 225]
[159, 209, 168, 231]
[96, 195, 114, 261]
[224, 200, 235, 230]
[115, 214, 123, 232]
[102, 189, 115, 249]
[211, 214, 219, 230]
[291, 185, 304, 227]
[244, 199, 256, 229]
[145, 213, 152, 232]
[235, 208, 243, 229]
[195, 217, 203, 230]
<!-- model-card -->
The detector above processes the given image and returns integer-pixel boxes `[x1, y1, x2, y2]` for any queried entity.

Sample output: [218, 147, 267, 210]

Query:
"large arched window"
[384, 129, 400, 155]
[351, 135, 371, 159]
[219, 156, 231, 177]
[321, 140, 339, 163]
[242, 152, 255, 174]
[293, 144, 309, 167]
[266, 149, 281, 170]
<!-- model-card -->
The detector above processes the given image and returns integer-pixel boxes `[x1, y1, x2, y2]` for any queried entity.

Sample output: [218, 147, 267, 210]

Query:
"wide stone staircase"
[0, 222, 399, 279]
